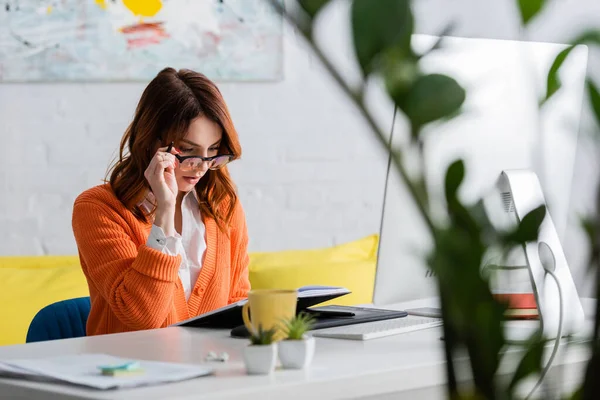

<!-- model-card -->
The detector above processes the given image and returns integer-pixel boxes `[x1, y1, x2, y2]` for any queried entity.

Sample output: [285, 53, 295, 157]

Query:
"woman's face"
[174, 116, 223, 193]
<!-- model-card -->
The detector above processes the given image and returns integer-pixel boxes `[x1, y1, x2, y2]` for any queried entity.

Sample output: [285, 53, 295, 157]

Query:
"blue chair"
[26, 297, 91, 343]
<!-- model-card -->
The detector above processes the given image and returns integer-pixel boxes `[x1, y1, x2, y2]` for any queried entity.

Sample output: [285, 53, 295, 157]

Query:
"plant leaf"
[587, 80, 600, 131]
[581, 215, 600, 272]
[542, 30, 600, 105]
[469, 199, 498, 245]
[382, 48, 420, 103]
[580, 352, 600, 399]
[282, 312, 315, 340]
[574, 30, 600, 46]
[442, 160, 482, 239]
[567, 386, 582, 400]
[444, 159, 465, 202]
[395, 74, 466, 131]
[250, 324, 276, 345]
[517, 0, 546, 25]
[542, 46, 574, 105]
[508, 336, 546, 392]
[505, 205, 547, 243]
[298, 0, 329, 18]
[351, 0, 413, 75]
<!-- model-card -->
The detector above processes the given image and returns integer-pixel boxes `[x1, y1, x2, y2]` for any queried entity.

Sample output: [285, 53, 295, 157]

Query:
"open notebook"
[171, 285, 351, 329]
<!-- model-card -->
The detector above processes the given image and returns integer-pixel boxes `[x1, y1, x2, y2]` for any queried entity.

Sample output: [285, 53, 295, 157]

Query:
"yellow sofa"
[0, 235, 378, 346]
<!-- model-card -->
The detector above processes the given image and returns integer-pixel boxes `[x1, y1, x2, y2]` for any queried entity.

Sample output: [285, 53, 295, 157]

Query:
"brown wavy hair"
[106, 67, 241, 231]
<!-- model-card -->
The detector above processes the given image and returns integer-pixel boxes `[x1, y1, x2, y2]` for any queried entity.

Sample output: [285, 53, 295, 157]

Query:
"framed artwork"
[0, 0, 283, 82]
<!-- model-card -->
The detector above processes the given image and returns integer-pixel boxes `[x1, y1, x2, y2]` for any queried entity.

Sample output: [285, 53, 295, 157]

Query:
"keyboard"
[311, 316, 443, 340]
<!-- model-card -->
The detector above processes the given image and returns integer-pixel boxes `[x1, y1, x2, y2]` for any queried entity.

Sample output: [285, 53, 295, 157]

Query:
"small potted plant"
[278, 312, 316, 369]
[243, 325, 278, 375]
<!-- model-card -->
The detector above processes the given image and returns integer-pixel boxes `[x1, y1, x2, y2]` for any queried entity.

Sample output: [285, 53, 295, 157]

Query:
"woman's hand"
[144, 145, 179, 237]
[144, 145, 178, 208]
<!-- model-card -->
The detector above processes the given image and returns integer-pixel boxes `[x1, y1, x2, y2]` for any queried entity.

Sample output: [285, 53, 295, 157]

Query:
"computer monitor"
[373, 35, 588, 307]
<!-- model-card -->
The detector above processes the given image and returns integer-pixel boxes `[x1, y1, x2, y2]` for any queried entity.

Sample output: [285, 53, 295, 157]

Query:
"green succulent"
[249, 324, 277, 345]
[282, 312, 316, 340]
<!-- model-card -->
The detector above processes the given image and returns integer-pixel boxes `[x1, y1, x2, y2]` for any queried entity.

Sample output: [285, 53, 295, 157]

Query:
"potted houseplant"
[269, 0, 599, 397]
[243, 325, 278, 375]
[278, 312, 316, 369]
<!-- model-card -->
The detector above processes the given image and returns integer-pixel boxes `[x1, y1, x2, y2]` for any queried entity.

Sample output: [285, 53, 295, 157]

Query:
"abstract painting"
[0, 0, 283, 82]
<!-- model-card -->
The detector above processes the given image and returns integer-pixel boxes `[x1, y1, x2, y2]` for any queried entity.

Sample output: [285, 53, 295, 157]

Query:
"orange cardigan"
[71, 184, 251, 336]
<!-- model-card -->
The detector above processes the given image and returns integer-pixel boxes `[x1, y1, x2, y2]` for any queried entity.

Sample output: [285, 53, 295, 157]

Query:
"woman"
[72, 67, 251, 336]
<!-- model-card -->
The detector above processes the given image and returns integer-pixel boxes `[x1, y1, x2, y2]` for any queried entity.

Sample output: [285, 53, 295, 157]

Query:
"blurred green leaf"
[567, 386, 582, 400]
[351, 0, 413, 75]
[432, 222, 505, 398]
[574, 30, 600, 45]
[508, 336, 545, 392]
[587, 80, 600, 131]
[581, 352, 600, 400]
[504, 205, 547, 243]
[467, 299, 507, 397]
[382, 48, 420, 102]
[543, 30, 600, 105]
[469, 199, 498, 245]
[414, 176, 429, 208]
[517, 0, 546, 24]
[582, 217, 597, 243]
[442, 160, 484, 241]
[395, 74, 466, 132]
[298, 0, 329, 18]
[543, 46, 575, 105]
[430, 227, 484, 318]
[581, 215, 600, 272]
[445, 159, 465, 201]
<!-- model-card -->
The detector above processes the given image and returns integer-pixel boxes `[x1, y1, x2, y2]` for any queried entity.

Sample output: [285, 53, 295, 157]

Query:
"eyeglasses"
[174, 153, 234, 171]
[165, 141, 234, 171]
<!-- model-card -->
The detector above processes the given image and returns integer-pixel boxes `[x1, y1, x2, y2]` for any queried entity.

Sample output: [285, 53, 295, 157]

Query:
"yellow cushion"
[0, 235, 379, 346]
[248, 234, 378, 306]
[0, 256, 89, 346]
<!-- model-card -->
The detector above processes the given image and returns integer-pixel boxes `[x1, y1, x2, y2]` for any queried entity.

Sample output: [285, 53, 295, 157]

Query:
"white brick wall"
[0, 0, 394, 256]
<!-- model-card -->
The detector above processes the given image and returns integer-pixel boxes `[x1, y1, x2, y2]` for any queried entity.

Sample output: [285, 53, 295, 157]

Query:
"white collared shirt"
[142, 191, 207, 301]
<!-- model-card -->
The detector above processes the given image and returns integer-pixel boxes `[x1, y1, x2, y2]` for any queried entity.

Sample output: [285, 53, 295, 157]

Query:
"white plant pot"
[278, 335, 316, 369]
[243, 343, 278, 375]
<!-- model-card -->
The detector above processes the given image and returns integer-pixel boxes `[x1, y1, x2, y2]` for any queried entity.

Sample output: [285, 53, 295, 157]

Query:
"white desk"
[0, 299, 594, 400]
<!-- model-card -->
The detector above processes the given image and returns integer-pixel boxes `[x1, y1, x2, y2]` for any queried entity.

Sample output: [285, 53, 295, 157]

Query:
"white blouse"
[141, 190, 207, 301]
